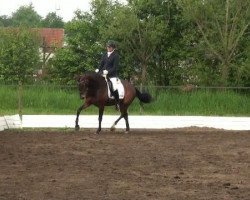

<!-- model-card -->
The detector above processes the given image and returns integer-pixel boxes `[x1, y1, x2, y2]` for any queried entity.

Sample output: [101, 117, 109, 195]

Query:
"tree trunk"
[141, 62, 147, 85]
[221, 61, 229, 86]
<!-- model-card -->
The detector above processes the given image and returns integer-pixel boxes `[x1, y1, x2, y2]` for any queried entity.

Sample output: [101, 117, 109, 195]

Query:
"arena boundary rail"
[1, 115, 250, 131]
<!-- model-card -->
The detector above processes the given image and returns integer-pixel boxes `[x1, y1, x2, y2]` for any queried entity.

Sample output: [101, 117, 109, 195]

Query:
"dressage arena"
[0, 128, 249, 200]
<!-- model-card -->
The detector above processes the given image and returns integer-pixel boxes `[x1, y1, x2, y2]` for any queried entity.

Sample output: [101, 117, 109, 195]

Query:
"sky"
[0, 0, 92, 22]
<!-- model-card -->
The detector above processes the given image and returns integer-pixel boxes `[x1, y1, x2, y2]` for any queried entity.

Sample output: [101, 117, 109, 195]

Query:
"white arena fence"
[1, 115, 250, 131]
[0, 115, 22, 131]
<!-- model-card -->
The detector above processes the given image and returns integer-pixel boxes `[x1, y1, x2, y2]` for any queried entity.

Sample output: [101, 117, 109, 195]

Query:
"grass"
[0, 85, 249, 116]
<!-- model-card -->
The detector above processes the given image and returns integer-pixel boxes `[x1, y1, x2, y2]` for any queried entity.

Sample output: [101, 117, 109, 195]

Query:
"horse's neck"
[89, 76, 107, 92]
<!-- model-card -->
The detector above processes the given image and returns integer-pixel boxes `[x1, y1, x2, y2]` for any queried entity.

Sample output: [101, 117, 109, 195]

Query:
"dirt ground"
[0, 129, 249, 200]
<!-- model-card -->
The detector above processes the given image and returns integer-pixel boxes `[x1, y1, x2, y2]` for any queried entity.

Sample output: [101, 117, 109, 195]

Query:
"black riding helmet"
[106, 40, 116, 48]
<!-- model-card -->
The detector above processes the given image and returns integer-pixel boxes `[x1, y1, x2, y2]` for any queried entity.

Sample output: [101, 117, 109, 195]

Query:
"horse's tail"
[135, 88, 152, 103]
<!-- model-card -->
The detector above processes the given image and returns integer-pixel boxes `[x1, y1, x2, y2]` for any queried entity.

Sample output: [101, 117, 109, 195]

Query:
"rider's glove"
[95, 69, 99, 73]
[103, 70, 108, 75]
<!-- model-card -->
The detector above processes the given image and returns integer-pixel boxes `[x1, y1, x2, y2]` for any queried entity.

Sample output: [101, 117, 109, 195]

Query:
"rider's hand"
[95, 69, 99, 73]
[103, 70, 108, 75]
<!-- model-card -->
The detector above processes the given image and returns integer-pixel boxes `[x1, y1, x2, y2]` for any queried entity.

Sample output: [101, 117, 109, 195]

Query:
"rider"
[97, 40, 120, 110]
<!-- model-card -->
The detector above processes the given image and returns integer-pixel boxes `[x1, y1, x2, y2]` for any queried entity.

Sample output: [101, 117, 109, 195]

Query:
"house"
[33, 28, 64, 78]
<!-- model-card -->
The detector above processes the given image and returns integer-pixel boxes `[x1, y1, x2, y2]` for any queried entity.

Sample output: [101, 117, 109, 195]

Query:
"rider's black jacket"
[99, 50, 119, 78]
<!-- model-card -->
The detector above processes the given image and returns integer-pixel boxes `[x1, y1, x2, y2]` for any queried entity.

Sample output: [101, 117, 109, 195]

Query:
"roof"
[38, 28, 64, 49]
[1, 27, 64, 52]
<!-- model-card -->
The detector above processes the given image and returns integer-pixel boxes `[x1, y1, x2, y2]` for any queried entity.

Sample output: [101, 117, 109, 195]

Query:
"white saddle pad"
[107, 77, 125, 99]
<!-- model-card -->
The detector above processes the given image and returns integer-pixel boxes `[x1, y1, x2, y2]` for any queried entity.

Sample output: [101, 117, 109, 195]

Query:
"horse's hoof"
[124, 130, 129, 134]
[75, 125, 80, 131]
[95, 129, 101, 134]
[110, 125, 116, 132]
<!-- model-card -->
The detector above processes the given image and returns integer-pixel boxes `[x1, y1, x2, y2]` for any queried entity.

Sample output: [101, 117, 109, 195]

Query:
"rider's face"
[107, 46, 113, 52]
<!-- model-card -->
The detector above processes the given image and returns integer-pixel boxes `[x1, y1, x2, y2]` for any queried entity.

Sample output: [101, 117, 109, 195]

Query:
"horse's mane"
[84, 71, 104, 82]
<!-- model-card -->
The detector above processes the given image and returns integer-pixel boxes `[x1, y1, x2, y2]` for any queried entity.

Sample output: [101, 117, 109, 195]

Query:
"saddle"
[106, 77, 125, 99]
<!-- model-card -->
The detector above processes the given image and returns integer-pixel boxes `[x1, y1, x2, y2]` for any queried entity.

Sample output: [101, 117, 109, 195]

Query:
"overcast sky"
[0, 0, 92, 22]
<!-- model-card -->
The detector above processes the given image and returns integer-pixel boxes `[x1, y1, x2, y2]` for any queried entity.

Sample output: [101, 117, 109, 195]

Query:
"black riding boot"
[113, 90, 120, 111]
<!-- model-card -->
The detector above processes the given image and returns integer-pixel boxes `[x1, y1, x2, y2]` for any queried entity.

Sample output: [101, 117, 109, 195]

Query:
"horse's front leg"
[75, 102, 90, 131]
[75, 105, 84, 131]
[96, 106, 104, 134]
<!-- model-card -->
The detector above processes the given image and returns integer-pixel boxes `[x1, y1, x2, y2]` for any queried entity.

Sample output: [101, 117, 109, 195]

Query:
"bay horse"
[75, 71, 152, 134]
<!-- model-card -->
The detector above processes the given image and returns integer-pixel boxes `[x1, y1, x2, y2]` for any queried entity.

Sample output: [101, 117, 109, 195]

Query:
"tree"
[49, 0, 249, 87]
[49, 0, 117, 84]
[0, 27, 40, 117]
[49, 47, 79, 84]
[178, 0, 250, 86]
[11, 4, 42, 27]
[41, 12, 64, 28]
[132, 0, 197, 86]
[102, 2, 164, 84]
[0, 27, 40, 83]
[235, 34, 250, 86]
[0, 15, 12, 27]
[49, 10, 101, 84]
[49, 0, 193, 86]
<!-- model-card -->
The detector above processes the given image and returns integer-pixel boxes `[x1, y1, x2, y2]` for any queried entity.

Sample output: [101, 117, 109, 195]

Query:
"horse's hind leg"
[111, 108, 130, 133]
[110, 115, 123, 131]
[124, 112, 130, 133]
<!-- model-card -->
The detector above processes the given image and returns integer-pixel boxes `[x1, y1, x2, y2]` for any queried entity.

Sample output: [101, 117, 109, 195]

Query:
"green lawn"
[0, 85, 249, 116]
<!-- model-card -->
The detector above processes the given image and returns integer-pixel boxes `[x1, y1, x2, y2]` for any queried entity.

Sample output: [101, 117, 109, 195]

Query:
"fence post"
[140, 83, 143, 114]
[18, 81, 23, 121]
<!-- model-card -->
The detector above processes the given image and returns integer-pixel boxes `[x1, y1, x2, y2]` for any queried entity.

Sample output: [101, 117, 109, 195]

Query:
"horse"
[75, 71, 152, 134]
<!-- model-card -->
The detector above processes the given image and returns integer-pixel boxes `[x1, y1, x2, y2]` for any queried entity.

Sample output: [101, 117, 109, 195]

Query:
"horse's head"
[77, 75, 90, 99]
[77, 72, 102, 99]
